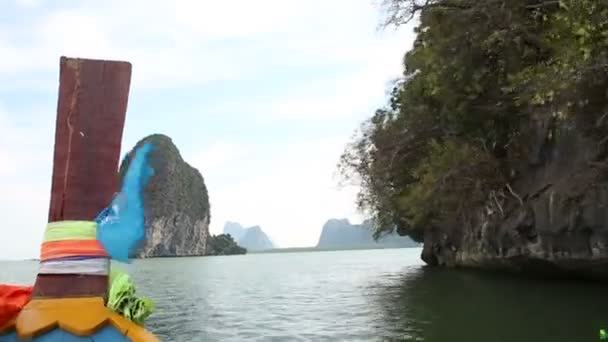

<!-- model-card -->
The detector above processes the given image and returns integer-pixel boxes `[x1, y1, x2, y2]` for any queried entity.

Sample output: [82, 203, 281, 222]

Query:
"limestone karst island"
[1, 1, 608, 341]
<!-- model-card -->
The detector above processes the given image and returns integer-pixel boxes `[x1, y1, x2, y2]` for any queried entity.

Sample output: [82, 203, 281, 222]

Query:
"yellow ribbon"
[43, 221, 98, 242]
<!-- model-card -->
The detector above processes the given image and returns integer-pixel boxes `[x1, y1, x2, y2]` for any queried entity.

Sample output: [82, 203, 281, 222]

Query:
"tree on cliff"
[339, 0, 608, 242]
[206, 234, 247, 256]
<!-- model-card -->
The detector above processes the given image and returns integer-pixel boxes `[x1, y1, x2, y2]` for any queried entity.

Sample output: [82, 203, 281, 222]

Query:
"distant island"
[245, 218, 420, 254]
[223, 222, 276, 251]
[316, 219, 419, 249]
[206, 234, 247, 256]
[122, 134, 211, 258]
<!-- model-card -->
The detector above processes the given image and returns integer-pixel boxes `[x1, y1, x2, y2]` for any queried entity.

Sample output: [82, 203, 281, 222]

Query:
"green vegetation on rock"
[120, 134, 210, 223]
[206, 234, 247, 256]
[339, 0, 608, 242]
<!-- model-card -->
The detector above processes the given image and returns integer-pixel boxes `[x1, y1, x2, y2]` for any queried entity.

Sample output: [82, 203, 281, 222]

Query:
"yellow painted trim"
[0, 297, 159, 341]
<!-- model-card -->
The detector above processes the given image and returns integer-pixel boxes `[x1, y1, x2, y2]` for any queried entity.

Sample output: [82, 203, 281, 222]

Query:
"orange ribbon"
[40, 240, 108, 262]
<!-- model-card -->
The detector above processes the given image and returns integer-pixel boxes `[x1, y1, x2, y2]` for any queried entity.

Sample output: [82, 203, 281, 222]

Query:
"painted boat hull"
[0, 298, 159, 342]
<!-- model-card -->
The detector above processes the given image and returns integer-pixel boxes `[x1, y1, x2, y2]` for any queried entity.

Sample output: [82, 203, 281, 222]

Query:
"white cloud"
[0, 0, 416, 89]
[189, 137, 364, 248]
[189, 142, 245, 174]
[171, 0, 298, 39]
[38, 10, 112, 55]
[0, 0, 417, 258]
[261, 68, 403, 122]
[0, 105, 54, 260]
[14, 0, 40, 8]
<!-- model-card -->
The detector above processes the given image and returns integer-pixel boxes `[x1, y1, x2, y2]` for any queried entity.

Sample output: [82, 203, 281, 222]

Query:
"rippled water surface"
[2, 248, 608, 341]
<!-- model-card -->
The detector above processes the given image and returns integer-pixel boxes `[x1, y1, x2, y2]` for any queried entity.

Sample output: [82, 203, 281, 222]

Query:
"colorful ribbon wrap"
[14, 142, 157, 326]
[39, 221, 110, 276]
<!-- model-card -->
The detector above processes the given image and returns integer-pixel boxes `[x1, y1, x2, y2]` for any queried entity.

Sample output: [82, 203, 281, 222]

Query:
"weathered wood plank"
[34, 56, 132, 299]
[48, 56, 132, 222]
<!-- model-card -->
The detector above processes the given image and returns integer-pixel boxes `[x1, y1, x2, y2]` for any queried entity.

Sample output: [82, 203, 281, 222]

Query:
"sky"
[0, 0, 416, 259]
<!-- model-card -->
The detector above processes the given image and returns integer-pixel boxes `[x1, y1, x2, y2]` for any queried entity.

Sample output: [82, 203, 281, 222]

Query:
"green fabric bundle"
[107, 267, 154, 325]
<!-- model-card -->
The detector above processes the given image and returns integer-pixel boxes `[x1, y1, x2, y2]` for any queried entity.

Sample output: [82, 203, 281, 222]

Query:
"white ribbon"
[39, 257, 110, 275]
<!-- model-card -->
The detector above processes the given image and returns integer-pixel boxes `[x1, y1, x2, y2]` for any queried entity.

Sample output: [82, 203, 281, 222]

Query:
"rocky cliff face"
[422, 122, 608, 279]
[120, 134, 210, 257]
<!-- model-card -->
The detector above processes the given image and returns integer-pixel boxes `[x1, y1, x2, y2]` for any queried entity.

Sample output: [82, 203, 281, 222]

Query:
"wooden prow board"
[33, 56, 132, 299]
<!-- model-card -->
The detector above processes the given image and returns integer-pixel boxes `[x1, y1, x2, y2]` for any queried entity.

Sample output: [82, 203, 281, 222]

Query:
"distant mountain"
[224, 221, 246, 241]
[238, 226, 275, 251]
[222, 222, 276, 251]
[316, 219, 419, 249]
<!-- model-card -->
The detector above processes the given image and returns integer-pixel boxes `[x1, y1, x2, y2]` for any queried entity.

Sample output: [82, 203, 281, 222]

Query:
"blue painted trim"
[0, 325, 133, 342]
[0, 330, 19, 342]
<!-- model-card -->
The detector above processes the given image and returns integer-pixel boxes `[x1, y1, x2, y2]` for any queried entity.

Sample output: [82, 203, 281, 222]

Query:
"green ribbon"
[43, 221, 97, 242]
[108, 266, 154, 325]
